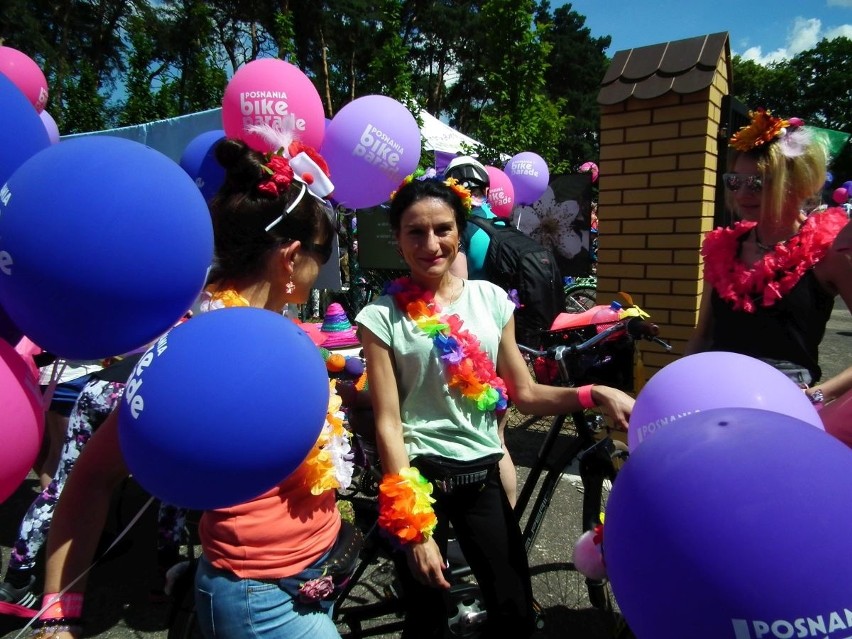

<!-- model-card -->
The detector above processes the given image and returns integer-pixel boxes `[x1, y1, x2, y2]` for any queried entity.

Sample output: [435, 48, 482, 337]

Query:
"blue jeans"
[195, 554, 340, 639]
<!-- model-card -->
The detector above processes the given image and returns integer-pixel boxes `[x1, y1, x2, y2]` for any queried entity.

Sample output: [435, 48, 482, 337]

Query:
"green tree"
[536, 1, 610, 170]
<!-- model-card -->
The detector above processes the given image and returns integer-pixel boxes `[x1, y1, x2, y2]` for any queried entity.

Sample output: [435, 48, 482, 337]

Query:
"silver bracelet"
[809, 389, 824, 404]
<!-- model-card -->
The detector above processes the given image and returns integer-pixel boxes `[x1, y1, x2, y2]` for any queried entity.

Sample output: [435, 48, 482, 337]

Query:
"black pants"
[393, 461, 535, 639]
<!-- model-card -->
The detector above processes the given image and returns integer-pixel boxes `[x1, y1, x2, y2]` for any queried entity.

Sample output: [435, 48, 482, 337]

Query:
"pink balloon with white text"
[0, 46, 49, 112]
[222, 58, 325, 152]
[485, 166, 515, 217]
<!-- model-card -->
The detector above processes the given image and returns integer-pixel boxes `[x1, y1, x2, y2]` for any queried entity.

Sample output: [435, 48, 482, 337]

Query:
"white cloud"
[737, 16, 852, 65]
[826, 24, 852, 38]
[827, 0, 852, 7]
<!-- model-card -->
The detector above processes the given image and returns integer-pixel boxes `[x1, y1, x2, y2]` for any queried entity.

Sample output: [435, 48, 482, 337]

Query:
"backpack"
[467, 216, 564, 348]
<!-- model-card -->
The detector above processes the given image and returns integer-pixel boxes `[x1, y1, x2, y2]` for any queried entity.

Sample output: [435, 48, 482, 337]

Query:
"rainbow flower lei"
[701, 209, 848, 312]
[201, 285, 353, 495]
[387, 276, 508, 412]
[378, 467, 437, 545]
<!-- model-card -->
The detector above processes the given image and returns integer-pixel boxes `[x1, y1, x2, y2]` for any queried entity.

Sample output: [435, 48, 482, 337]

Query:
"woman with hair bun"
[38, 130, 352, 639]
[687, 109, 852, 406]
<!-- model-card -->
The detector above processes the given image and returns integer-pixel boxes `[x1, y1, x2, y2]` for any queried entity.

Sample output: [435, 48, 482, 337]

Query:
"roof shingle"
[598, 32, 729, 105]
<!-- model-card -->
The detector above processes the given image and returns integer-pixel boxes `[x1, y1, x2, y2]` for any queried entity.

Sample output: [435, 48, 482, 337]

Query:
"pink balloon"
[820, 389, 852, 449]
[628, 352, 823, 450]
[321, 95, 421, 209]
[485, 166, 515, 217]
[505, 151, 549, 205]
[0, 46, 49, 112]
[0, 339, 44, 503]
[832, 187, 848, 205]
[572, 528, 607, 580]
[578, 161, 599, 183]
[222, 58, 325, 152]
[40, 109, 60, 144]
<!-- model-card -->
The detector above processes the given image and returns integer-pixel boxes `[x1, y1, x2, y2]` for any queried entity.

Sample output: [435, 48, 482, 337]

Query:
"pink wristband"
[577, 385, 596, 410]
[41, 592, 84, 619]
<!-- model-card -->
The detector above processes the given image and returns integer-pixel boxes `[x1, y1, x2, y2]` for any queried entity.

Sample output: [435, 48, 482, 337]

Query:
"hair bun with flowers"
[247, 123, 334, 200]
[389, 170, 473, 217]
[730, 108, 810, 158]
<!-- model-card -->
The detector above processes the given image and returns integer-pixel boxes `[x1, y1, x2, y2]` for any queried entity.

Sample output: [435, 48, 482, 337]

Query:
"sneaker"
[0, 575, 38, 613]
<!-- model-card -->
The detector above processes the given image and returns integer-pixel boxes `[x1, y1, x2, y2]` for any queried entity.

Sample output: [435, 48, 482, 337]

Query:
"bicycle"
[514, 310, 669, 621]
[563, 275, 597, 313]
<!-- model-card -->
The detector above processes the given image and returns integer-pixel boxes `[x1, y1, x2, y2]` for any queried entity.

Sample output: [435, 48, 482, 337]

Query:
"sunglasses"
[723, 173, 763, 193]
[303, 240, 334, 265]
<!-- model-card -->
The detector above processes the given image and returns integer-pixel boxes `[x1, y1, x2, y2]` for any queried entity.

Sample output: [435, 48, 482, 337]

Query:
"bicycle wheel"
[564, 286, 597, 312]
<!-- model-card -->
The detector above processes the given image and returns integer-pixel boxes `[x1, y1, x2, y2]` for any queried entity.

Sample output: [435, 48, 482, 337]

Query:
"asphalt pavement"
[2, 299, 849, 639]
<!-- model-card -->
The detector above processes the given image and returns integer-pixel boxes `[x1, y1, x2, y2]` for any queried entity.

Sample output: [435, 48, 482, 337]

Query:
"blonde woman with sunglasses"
[686, 109, 852, 408]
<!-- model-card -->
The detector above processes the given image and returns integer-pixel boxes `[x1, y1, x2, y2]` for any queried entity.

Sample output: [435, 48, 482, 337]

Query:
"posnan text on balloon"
[354, 124, 402, 170]
[240, 92, 307, 132]
[633, 409, 700, 444]
[0, 184, 10, 206]
[732, 607, 852, 639]
[124, 333, 169, 420]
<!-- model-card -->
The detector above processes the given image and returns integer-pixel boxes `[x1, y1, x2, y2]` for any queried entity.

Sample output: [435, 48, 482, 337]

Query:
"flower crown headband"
[729, 108, 809, 159]
[390, 170, 473, 216]
[246, 123, 335, 233]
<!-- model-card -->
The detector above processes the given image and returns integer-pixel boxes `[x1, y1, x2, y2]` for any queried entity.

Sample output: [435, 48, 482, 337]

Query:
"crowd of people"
[1, 104, 851, 639]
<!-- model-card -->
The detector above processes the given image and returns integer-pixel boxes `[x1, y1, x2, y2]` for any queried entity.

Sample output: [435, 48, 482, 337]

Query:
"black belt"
[433, 469, 491, 493]
[413, 454, 501, 494]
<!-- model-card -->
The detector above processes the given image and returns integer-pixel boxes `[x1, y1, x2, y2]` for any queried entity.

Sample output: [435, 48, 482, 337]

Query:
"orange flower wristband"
[377, 467, 438, 545]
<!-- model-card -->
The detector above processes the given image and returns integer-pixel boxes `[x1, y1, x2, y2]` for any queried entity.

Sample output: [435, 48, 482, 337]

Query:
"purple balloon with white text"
[607, 407, 852, 639]
[505, 151, 549, 205]
[628, 351, 822, 450]
[321, 95, 421, 210]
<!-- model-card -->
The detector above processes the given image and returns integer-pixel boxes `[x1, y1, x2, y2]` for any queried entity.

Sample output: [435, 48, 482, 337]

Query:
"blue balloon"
[179, 129, 226, 201]
[606, 407, 852, 639]
[118, 307, 329, 510]
[0, 136, 213, 360]
[0, 301, 22, 346]
[0, 72, 50, 186]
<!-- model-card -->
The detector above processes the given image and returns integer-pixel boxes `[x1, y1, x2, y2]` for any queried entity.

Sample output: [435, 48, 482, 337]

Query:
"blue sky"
[555, 0, 852, 64]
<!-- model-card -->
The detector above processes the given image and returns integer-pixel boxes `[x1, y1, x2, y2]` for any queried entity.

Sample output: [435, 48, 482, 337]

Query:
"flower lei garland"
[378, 467, 438, 545]
[389, 173, 473, 216]
[387, 276, 509, 412]
[200, 286, 353, 495]
[702, 209, 848, 312]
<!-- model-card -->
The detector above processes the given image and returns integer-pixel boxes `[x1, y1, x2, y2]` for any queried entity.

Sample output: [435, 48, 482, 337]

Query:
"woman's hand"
[405, 537, 451, 590]
[592, 386, 635, 431]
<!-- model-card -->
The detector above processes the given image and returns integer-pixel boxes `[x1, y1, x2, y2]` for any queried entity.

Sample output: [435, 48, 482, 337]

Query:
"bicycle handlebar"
[518, 316, 671, 360]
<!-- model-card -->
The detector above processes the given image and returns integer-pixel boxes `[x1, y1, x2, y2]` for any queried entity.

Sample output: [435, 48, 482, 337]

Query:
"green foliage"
[732, 39, 852, 179]
[10, 1, 849, 181]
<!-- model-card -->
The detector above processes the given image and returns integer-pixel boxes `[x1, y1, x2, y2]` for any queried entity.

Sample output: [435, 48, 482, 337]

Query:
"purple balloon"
[39, 109, 60, 145]
[179, 129, 226, 201]
[628, 351, 822, 449]
[606, 407, 852, 639]
[320, 95, 421, 210]
[505, 151, 549, 205]
[843, 180, 852, 195]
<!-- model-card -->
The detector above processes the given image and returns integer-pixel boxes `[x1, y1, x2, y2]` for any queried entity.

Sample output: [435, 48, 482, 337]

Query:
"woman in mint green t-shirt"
[356, 177, 633, 639]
